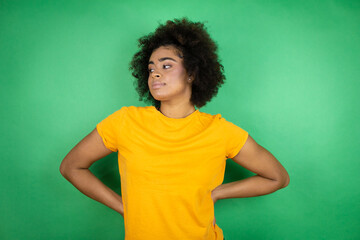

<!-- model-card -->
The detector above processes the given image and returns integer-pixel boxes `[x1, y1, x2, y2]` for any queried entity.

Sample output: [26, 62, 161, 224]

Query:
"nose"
[151, 71, 161, 79]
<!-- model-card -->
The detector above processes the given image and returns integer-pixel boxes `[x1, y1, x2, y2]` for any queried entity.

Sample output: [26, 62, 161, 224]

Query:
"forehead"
[150, 46, 182, 59]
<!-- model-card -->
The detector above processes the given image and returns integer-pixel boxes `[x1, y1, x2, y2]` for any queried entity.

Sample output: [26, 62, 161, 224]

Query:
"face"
[148, 45, 192, 104]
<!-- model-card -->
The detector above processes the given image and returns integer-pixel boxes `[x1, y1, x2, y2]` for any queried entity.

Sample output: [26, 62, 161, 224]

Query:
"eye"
[163, 64, 171, 69]
[148, 68, 154, 73]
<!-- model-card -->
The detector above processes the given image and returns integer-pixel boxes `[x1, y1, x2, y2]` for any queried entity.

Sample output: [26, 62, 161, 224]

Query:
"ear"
[188, 67, 198, 83]
[188, 75, 194, 83]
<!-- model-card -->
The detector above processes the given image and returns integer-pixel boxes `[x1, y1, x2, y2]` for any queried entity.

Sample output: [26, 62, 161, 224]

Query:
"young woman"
[60, 18, 290, 240]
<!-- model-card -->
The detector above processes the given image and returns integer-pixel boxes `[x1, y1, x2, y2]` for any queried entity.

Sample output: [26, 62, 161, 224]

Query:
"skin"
[148, 45, 196, 118]
[59, 44, 290, 228]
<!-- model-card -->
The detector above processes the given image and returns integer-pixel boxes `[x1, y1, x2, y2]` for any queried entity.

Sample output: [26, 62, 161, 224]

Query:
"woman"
[60, 18, 290, 240]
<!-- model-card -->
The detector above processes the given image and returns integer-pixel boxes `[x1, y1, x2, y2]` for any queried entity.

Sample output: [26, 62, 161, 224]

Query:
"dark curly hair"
[129, 17, 226, 109]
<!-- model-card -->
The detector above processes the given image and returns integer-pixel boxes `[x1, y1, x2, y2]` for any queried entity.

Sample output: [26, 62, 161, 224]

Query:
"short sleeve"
[96, 107, 127, 152]
[220, 116, 249, 159]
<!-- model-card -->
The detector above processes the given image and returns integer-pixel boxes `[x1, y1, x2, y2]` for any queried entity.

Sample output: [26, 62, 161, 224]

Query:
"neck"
[158, 102, 196, 119]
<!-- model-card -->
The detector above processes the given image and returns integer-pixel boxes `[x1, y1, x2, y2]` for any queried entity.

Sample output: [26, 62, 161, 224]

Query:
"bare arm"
[211, 135, 290, 203]
[59, 128, 124, 216]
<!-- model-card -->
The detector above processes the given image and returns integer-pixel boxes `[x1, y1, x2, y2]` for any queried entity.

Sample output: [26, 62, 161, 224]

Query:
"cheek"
[170, 67, 186, 80]
[178, 66, 186, 75]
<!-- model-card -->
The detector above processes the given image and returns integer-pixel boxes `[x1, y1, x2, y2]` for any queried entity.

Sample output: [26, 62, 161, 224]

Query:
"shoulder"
[198, 110, 229, 122]
[196, 108, 222, 118]
[111, 105, 152, 115]
[206, 111, 247, 134]
[195, 110, 223, 128]
[124, 105, 155, 117]
[112, 105, 159, 123]
[125, 105, 153, 113]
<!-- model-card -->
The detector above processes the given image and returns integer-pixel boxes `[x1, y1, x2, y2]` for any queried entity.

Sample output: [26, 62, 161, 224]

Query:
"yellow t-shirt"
[96, 105, 248, 240]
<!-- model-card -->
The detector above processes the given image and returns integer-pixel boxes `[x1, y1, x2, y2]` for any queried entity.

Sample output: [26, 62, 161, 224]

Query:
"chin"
[153, 96, 167, 102]
[150, 92, 168, 101]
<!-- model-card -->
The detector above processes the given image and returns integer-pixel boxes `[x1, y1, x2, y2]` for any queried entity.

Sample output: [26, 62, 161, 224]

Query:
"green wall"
[1, 0, 359, 239]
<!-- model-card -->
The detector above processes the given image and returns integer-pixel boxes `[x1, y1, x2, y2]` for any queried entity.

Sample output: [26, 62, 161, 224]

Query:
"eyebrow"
[148, 57, 177, 65]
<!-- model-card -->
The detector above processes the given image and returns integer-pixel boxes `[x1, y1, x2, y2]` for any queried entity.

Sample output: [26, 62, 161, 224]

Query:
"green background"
[1, 0, 359, 239]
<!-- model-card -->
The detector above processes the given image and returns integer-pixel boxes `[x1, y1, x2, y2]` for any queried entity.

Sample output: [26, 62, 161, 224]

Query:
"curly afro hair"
[129, 17, 226, 109]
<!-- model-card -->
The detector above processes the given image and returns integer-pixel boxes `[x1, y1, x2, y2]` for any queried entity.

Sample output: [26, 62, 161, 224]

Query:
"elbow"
[59, 159, 70, 178]
[281, 178, 290, 189]
[59, 161, 66, 177]
[279, 171, 290, 189]
[272, 171, 290, 189]
[59, 158, 87, 179]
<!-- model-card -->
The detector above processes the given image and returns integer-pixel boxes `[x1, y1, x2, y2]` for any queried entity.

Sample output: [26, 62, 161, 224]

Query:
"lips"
[152, 82, 165, 89]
